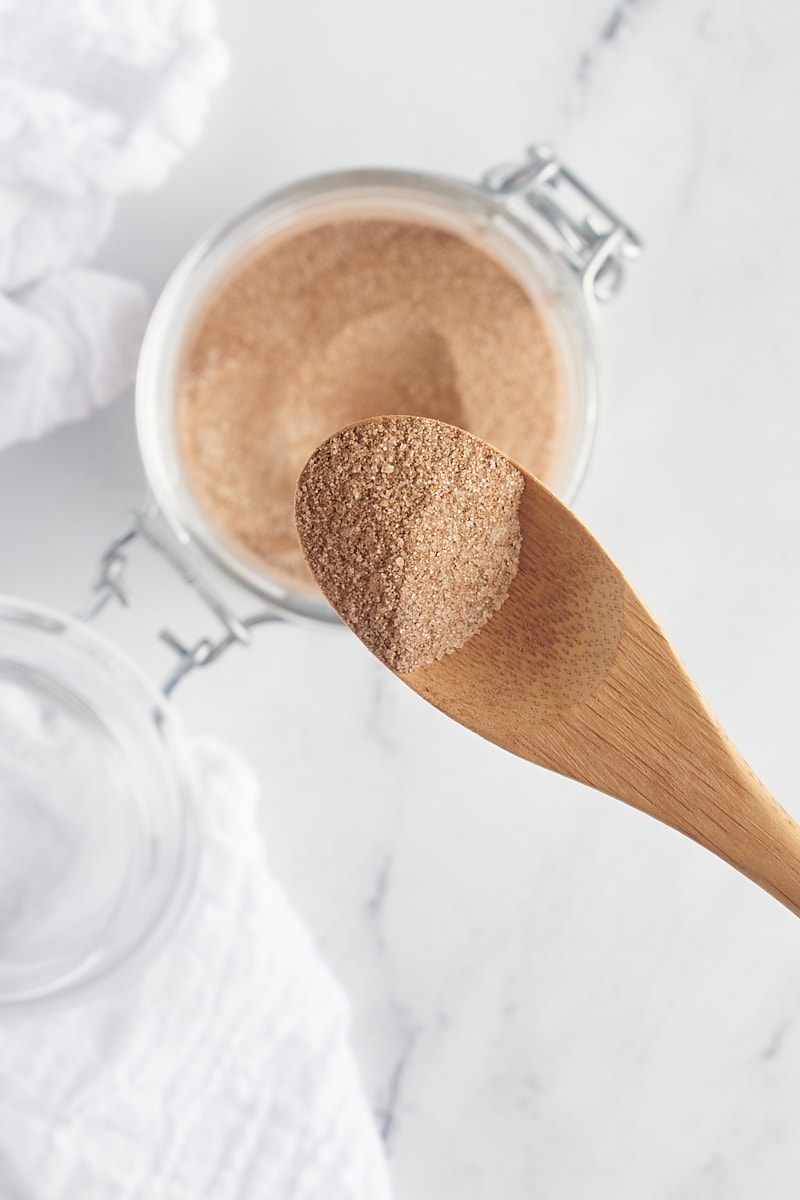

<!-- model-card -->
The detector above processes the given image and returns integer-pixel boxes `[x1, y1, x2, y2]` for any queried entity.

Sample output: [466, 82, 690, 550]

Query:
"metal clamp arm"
[77, 503, 281, 695]
[483, 145, 642, 302]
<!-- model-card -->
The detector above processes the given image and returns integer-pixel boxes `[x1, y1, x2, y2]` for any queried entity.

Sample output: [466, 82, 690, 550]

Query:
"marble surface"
[3, 0, 800, 1195]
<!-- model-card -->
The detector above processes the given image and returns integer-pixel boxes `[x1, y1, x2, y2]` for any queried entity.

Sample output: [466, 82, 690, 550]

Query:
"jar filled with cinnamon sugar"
[137, 146, 641, 624]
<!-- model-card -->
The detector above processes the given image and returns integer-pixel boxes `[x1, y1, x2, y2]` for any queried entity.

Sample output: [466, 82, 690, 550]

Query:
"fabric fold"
[0, 0, 230, 449]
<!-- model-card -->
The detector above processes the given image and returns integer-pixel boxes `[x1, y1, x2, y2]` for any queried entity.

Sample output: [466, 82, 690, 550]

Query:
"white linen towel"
[0, 739, 392, 1200]
[0, 0, 229, 451]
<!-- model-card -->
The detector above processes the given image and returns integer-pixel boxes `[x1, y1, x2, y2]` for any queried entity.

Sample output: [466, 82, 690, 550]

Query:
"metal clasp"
[77, 502, 281, 695]
[483, 145, 642, 303]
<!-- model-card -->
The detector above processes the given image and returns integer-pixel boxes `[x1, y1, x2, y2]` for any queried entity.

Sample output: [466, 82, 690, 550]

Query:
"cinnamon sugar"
[176, 216, 564, 594]
[295, 417, 524, 672]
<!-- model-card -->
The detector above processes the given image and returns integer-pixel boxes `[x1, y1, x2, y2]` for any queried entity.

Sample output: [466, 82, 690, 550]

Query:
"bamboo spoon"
[296, 416, 800, 917]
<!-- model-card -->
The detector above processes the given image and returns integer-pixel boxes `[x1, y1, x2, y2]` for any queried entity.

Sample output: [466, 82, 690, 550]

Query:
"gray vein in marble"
[367, 856, 393, 921]
[759, 1006, 798, 1062]
[671, 109, 707, 229]
[377, 1030, 418, 1145]
[574, 0, 654, 92]
[601, 2, 632, 42]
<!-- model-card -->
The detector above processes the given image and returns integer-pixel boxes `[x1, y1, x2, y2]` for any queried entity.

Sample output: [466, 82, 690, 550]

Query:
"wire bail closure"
[77, 503, 280, 695]
[483, 145, 642, 303]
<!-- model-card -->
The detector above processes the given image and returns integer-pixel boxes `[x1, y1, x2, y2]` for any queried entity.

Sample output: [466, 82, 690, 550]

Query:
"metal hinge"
[483, 144, 642, 302]
[77, 503, 281, 695]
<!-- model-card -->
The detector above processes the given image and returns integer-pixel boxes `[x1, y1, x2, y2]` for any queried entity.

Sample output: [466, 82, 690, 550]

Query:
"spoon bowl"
[296, 416, 800, 918]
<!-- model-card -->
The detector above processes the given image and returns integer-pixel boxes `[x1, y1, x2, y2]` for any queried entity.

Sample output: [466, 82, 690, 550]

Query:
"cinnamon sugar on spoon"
[295, 417, 524, 672]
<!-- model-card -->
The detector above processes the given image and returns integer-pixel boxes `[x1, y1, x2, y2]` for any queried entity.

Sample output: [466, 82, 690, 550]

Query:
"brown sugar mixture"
[176, 217, 564, 594]
[295, 417, 524, 672]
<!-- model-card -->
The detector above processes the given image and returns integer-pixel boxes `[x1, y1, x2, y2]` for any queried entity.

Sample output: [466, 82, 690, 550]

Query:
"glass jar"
[136, 145, 641, 625]
[0, 598, 199, 1007]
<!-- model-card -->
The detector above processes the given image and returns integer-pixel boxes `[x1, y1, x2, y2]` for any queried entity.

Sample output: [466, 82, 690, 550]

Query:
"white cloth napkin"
[0, 738, 392, 1200]
[0, 0, 229, 452]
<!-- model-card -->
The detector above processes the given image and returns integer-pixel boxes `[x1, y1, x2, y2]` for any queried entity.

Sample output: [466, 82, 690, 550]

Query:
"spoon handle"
[533, 593, 800, 917]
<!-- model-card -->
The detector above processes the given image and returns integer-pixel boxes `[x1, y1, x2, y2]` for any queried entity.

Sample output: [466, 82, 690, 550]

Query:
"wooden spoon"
[296, 416, 800, 917]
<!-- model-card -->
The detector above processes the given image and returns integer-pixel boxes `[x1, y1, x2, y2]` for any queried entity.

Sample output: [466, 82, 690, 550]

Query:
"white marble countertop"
[3, 0, 800, 1196]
